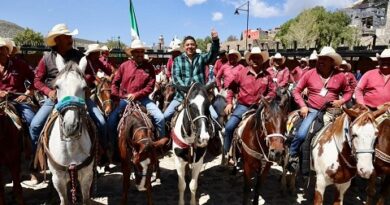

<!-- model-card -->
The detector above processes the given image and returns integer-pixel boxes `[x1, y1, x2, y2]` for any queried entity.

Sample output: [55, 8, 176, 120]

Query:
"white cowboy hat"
[84, 44, 103, 56]
[45, 24, 78, 47]
[245, 47, 269, 64]
[227, 49, 241, 60]
[340, 60, 351, 71]
[101, 45, 110, 52]
[124, 38, 146, 56]
[0, 37, 13, 53]
[299, 57, 308, 64]
[271, 52, 286, 65]
[376, 49, 390, 59]
[318, 46, 342, 66]
[168, 43, 182, 52]
[309, 50, 318, 60]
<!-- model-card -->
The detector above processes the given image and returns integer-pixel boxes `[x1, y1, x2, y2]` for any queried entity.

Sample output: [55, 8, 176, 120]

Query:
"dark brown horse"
[118, 101, 163, 205]
[240, 98, 288, 205]
[367, 105, 390, 205]
[0, 101, 25, 205]
[94, 77, 112, 116]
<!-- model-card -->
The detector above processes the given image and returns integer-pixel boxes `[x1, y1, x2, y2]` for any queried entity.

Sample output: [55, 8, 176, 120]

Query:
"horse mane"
[57, 60, 85, 80]
[354, 112, 376, 127]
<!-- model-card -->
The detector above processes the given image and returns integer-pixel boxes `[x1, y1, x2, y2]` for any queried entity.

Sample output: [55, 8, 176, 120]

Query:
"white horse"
[311, 107, 379, 204]
[45, 61, 95, 205]
[171, 83, 212, 205]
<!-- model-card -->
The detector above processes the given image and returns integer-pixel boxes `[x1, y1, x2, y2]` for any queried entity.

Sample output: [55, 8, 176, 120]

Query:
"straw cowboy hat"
[340, 60, 352, 71]
[227, 49, 241, 60]
[124, 38, 146, 56]
[376, 49, 390, 59]
[318, 46, 342, 66]
[271, 52, 286, 65]
[84, 44, 103, 56]
[0, 37, 13, 53]
[45, 24, 78, 47]
[245, 47, 269, 64]
[309, 50, 318, 60]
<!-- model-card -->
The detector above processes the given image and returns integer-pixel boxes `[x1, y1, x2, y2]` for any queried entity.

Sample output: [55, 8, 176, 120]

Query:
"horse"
[94, 77, 112, 117]
[311, 106, 380, 204]
[0, 100, 25, 205]
[239, 97, 288, 205]
[117, 101, 163, 205]
[367, 105, 390, 205]
[38, 62, 96, 205]
[171, 82, 214, 205]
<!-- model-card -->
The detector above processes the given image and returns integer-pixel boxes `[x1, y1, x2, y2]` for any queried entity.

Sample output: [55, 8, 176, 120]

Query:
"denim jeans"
[163, 99, 218, 122]
[85, 99, 107, 149]
[224, 104, 250, 153]
[14, 103, 35, 127]
[289, 108, 319, 156]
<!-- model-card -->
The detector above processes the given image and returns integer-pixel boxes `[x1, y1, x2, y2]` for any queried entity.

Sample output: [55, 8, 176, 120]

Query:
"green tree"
[106, 39, 126, 50]
[196, 36, 212, 52]
[13, 28, 44, 46]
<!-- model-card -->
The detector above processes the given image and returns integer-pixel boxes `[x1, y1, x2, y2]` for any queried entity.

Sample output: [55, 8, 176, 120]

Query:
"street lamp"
[234, 1, 250, 51]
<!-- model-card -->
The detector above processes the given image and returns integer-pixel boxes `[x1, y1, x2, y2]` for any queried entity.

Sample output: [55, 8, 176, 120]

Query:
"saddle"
[0, 102, 23, 130]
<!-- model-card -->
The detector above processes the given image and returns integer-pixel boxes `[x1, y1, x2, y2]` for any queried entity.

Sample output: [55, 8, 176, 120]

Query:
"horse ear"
[343, 106, 360, 120]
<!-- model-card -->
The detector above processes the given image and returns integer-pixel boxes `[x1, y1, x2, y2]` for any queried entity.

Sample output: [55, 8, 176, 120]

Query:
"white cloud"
[212, 12, 224, 21]
[221, 0, 354, 18]
[184, 0, 207, 7]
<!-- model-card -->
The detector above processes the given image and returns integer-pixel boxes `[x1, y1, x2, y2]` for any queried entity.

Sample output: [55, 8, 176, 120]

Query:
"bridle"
[96, 79, 112, 110]
[348, 111, 377, 156]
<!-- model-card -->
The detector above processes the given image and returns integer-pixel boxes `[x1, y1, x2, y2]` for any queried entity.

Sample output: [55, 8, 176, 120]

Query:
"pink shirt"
[355, 68, 390, 108]
[216, 63, 245, 90]
[293, 69, 353, 110]
[344, 72, 357, 90]
[166, 57, 174, 80]
[289, 66, 304, 83]
[227, 67, 276, 106]
[267, 66, 290, 87]
[213, 59, 227, 78]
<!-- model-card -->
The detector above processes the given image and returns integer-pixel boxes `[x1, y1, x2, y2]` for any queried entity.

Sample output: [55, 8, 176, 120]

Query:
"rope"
[375, 148, 390, 164]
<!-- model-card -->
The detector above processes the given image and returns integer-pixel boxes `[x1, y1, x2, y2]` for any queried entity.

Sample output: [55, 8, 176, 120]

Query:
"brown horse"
[95, 77, 112, 116]
[240, 98, 288, 205]
[118, 101, 163, 205]
[0, 101, 25, 205]
[367, 105, 390, 205]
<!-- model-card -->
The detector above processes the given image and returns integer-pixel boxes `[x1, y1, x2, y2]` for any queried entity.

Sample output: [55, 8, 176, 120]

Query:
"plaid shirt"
[172, 39, 219, 101]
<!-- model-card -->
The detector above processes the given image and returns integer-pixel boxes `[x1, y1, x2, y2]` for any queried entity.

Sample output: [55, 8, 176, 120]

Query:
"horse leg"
[334, 181, 351, 205]
[242, 156, 253, 205]
[8, 162, 25, 205]
[120, 160, 131, 205]
[366, 172, 377, 205]
[146, 185, 153, 205]
[189, 159, 203, 205]
[0, 170, 5, 205]
[174, 156, 187, 205]
[377, 175, 390, 205]
[51, 171, 69, 205]
[79, 165, 94, 205]
[314, 174, 327, 205]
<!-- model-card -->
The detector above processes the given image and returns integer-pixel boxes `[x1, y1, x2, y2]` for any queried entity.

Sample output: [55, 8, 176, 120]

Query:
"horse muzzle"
[268, 149, 284, 162]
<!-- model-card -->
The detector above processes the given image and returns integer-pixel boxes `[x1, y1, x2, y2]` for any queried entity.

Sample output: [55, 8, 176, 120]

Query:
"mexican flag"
[129, 0, 139, 40]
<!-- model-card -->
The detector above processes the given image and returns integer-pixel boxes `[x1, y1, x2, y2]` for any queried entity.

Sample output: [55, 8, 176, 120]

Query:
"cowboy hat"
[124, 38, 146, 56]
[227, 49, 241, 60]
[45, 24, 78, 47]
[245, 47, 269, 64]
[84, 44, 103, 56]
[340, 60, 351, 71]
[168, 43, 182, 52]
[299, 57, 308, 64]
[271, 52, 286, 65]
[309, 50, 318, 60]
[376, 49, 390, 59]
[318, 46, 342, 66]
[0, 37, 13, 53]
[101, 45, 110, 52]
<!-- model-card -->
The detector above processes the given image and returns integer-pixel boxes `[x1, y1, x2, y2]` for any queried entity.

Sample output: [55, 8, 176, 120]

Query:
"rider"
[0, 37, 35, 134]
[215, 49, 245, 93]
[166, 42, 182, 82]
[163, 29, 220, 122]
[100, 45, 117, 77]
[289, 58, 307, 84]
[108, 38, 169, 153]
[306, 50, 318, 74]
[288, 47, 353, 171]
[213, 50, 228, 79]
[30, 24, 106, 154]
[355, 49, 390, 110]
[223, 47, 276, 156]
[267, 53, 290, 88]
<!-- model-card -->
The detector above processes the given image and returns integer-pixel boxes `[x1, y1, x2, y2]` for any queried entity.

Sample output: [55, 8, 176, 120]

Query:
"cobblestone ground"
[3, 153, 389, 205]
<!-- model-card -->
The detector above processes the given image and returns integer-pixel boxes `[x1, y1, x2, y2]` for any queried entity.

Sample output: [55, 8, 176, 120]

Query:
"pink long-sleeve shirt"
[267, 66, 290, 87]
[216, 63, 245, 90]
[355, 68, 390, 108]
[293, 69, 353, 110]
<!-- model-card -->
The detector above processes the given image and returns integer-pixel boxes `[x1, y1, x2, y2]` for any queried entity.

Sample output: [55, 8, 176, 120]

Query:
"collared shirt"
[111, 59, 155, 101]
[213, 58, 227, 78]
[289, 66, 304, 83]
[216, 62, 245, 90]
[84, 57, 112, 87]
[172, 39, 219, 101]
[166, 57, 174, 80]
[267, 66, 290, 87]
[0, 58, 34, 93]
[344, 72, 357, 90]
[355, 68, 390, 108]
[293, 69, 353, 110]
[226, 67, 276, 106]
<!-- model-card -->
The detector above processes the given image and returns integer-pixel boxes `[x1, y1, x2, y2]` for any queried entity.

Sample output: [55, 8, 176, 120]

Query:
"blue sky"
[1, 0, 354, 47]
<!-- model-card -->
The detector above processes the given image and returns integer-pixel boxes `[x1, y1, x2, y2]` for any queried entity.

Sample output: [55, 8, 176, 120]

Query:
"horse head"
[54, 61, 87, 139]
[344, 105, 381, 179]
[182, 83, 211, 148]
[257, 97, 288, 162]
[96, 77, 112, 116]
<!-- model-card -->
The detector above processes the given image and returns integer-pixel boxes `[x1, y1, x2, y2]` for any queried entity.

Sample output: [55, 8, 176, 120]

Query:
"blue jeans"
[289, 108, 319, 156]
[163, 99, 218, 122]
[224, 104, 250, 153]
[30, 99, 55, 153]
[14, 103, 35, 127]
[85, 99, 107, 149]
